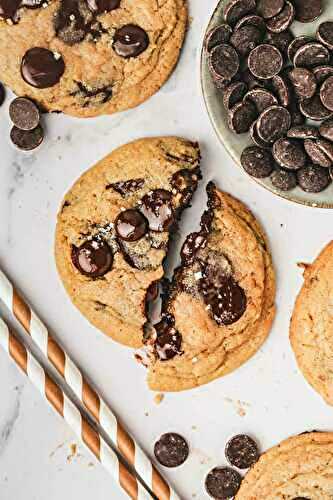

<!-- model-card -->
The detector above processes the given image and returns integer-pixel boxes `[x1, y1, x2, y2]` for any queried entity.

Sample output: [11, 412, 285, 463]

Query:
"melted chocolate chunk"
[154, 316, 182, 361]
[108, 178, 144, 196]
[87, 0, 120, 13]
[146, 281, 159, 302]
[115, 209, 148, 242]
[154, 433, 189, 468]
[171, 169, 200, 205]
[70, 81, 113, 105]
[225, 435, 259, 469]
[21, 48, 65, 89]
[140, 189, 174, 232]
[71, 239, 113, 277]
[0, 0, 46, 23]
[113, 24, 149, 58]
[181, 232, 207, 266]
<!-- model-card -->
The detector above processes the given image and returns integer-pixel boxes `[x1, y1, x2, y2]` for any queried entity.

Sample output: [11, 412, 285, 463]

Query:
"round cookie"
[146, 183, 276, 392]
[55, 137, 201, 348]
[0, 0, 187, 117]
[290, 241, 333, 405]
[236, 432, 333, 499]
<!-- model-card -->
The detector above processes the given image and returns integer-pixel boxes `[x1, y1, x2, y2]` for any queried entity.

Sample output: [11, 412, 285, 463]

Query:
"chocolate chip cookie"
[236, 432, 333, 499]
[55, 137, 201, 347]
[290, 241, 333, 405]
[0, 0, 187, 117]
[146, 183, 276, 391]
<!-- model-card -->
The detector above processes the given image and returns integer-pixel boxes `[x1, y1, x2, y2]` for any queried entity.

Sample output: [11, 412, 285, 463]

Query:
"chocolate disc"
[271, 74, 291, 107]
[320, 76, 333, 112]
[223, 81, 247, 110]
[287, 125, 319, 140]
[317, 139, 333, 163]
[292, 0, 323, 23]
[115, 209, 148, 242]
[241, 145, 274, 177]
[225, 435, 259, 469]
[271, 168, 297, 191]
[250, 120, 271, 149]
[154, 317, 183, 361]
[209, 44, 239, 81]
[0, 82, 5, 106]
[317, 22, 333, 50]
[304, 139, 332, 168]
[266, 1, 295, 33]
[230, 25, 263, 56]
[294, 42, 330, 69]
[212, 75, 231, 91]
[300, 94, 333, 121]
[320, 119, 333, 142]
[140, 189, 174, 232]
[154, 433, 189, 468]
[224, 0, 256, 26]
[10, 125, 44, 151]
[234, 14, 266, 33]
[313, 65, 333, 85]
[205, 24, 233, 52]
[266, 30, 294, 55]
[244, 88, 277, 114]
[248, 44, 283, 80]
[288, 36, 313, 63]
[228, 100, 257, 134]
[297, 164, 331, 192]
[273, 138, 306, 170]
[205, 467, 242, 499]
[289, 100, 306, 126]
[113, 25, 149, 58]
[87, 0, 120, 13]
[21, 47, 65, 89]
[242, 68, 266, 90]
[9, 97, 40, 131]
[289, 68, 317, 100]
[257, 0, 284, 19]
[71, 239, 113, 277]
[257, 105, 291, 143]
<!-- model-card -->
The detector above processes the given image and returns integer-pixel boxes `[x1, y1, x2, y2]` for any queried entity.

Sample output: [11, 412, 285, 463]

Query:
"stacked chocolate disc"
[206, 0, 333, 194]
[9, 97, 44, 151]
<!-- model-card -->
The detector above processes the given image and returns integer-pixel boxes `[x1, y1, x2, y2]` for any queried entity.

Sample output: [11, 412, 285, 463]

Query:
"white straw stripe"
[100, 439, 119, 482]
[0, 318, 9, 352]
[27, 352, 45, 394]
[100, 401, 118, 443]
[30, 311, 48, 355]
[64, 356, 83, 399]
[63, 396, 82, 436]
[134, 449, 152, 491]
[0, 269, 13, 310]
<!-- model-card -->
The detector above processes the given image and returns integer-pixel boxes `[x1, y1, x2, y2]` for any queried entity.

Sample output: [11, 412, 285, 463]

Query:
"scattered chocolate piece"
[230, 25, 262, 56]
[271, 168, 297, 191]
[266, 1, 295, 33]
[287, 126, 319, 140]
[244, 88, 277, 114]
[273, 138, 306, 170]
[257, 105, 291, 143]
[223, 81, 247, 110]
[224, 0, 256, 26]
[9, 97, 40, 131]
[205, 467, 242, 499]
[248, 44, 283, 80]
[266, 30, 293, 55]
[313, 65, 333, 85]
[71, 239, 113, 277]
[225, 435, 259, 469]
[297, 164, 331, 192]
[10, 125, 44, 151]
[241, 145, 274, 177]
[140, 189, 174, 232]
[115, 209, 148, 242]
[257, 0, 284, 19]
[300, 94, 332, 121]
[228, 100, 257, 134]
[205, 24, 233, 52]
[209, 44, 240, 81]
[293, 42, 330, 69]
[288, 36, 313, 63]
[304, 139, 332, 168]
[0, 83, 5, 106]
[234, 14, 266, 32]
[154, 316, 182, 361]
[317, 21, 333, 50]
[21, 47, 65, 89]
[113, 25, 149, 58]
[288, 68, 317, 100]
[292, 0, 323, 23]
[320, 76, 333, 112]
[250, 120, 271, 149]
[154, 433, 189, 468]
[317, 139, 333, 162]
[320, 119, 333, 142]
[271, 74, 291, 107]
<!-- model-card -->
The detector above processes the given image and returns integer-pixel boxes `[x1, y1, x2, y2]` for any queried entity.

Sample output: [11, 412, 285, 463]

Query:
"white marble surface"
[1, 2, 333, 499]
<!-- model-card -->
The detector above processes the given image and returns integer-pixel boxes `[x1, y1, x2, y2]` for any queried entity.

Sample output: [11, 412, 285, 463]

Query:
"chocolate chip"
[288, 36, 313, 63]
[248, 44, 283, 80]
[113, 25, 149, 58]
[250, 120, 271, 148]
[108, 178, 144, 196]
[257, 0, 284, 19]
[313, 65, 333, 85]
[294, 42, 330, 69]
[292, 0, 323, 23]
[289, 68, 317, 100]
[242, 68, 266, 90]
[320, 119, 333, 142]
[297, 164, 331, 192]
[234, 14, 266, 33]
[140, 189, 173, 232]
[317, 139, 333, 162]
[9, 97, 40, 131]
[317, 22, 333, 50]
[224, 0, 256, 26]
[271, 75, 291, 107]
[10, 125, 44, 151]
[228, 100, 257, 134]
[225, 435, 259, 469]
[154, 316, 182, 361]
[266, 30, 294, 55]
[266, 1, 295, 33]
[244, 88, 277, 114]
[209, 44, 240, 81]
[304, 139, 332, 168]
[271, 168, 297, 190]
[115, 209, 148, 242]
[287, 125, 319, 140]
[289, 100, 306, 126]
[205, 24, 233, 52]
[257, 105, 291, 143]
[0, 83, 5, 106]
[87, 0, 120, 13]
[154, 433, 189, 468]
[212, 75, 232, 91]
[230, 25, 262, 56]
[320, 76, 333, 112]
[300, 94, 332, 121]
[205, 467, 242, 499]
[71, 239, 113, 277]
[181, 232, 207, 266]
[273, 138, 306, 170]
[241, 145, 274, 177]
[223, 81, 247, 110]
[21, 48, 65, 89]
[0, 0, 45, 23]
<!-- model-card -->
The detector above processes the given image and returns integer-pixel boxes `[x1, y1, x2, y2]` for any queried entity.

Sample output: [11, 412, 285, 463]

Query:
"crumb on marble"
[154, 393, 164, 405]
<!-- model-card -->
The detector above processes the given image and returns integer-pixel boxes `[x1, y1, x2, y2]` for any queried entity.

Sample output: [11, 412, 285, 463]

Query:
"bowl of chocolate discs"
[201, 0, 333, 208]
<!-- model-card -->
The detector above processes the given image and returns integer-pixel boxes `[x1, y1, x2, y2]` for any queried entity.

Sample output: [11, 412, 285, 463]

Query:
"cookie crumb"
[154, 393, 164, 405]
[67, 443, 78, 463]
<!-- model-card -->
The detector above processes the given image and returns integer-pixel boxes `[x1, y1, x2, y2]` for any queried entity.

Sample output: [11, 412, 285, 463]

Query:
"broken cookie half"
[145, 183, 276, 391]
[55, 137, 201, 348]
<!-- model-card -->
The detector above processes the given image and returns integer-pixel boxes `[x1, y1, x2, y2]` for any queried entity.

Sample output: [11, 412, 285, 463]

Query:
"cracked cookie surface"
[55, 136, 201, 347]
[236, 432, 333, 499]
[0, 0, 187, 117]
[290, 241, 333, 405]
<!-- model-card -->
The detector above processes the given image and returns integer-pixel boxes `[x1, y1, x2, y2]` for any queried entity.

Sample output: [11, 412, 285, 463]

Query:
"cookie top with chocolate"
[55, 137, 201, 348]
[147, 184, 276, 392]
[0, 0, 187, 117]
